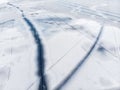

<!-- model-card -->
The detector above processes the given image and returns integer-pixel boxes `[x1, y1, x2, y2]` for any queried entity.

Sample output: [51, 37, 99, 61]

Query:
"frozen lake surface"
[0, 0, 120, 90]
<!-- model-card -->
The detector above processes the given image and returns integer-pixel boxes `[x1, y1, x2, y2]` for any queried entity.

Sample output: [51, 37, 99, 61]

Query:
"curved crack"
[55, 25, 104, 90]
[7, 3, 48, 90]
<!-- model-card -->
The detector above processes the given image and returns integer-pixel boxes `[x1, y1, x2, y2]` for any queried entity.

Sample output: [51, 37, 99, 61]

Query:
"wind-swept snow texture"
[0, 0, 120, 90]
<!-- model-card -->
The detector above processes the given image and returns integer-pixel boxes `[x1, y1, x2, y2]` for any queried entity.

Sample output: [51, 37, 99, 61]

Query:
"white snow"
[0, 0, 9, 4]
[0, 0, 120, 90]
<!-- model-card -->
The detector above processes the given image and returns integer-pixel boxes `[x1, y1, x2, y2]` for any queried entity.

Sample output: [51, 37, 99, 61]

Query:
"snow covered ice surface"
[0, 0, 120, 90]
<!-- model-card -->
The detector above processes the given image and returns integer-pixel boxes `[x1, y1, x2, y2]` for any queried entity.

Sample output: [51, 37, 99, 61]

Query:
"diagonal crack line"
[46, 38, 83, 72]
[0, 19, 15, 25]
[7, 3, 48, 90]
[55, 25, 104, 90]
